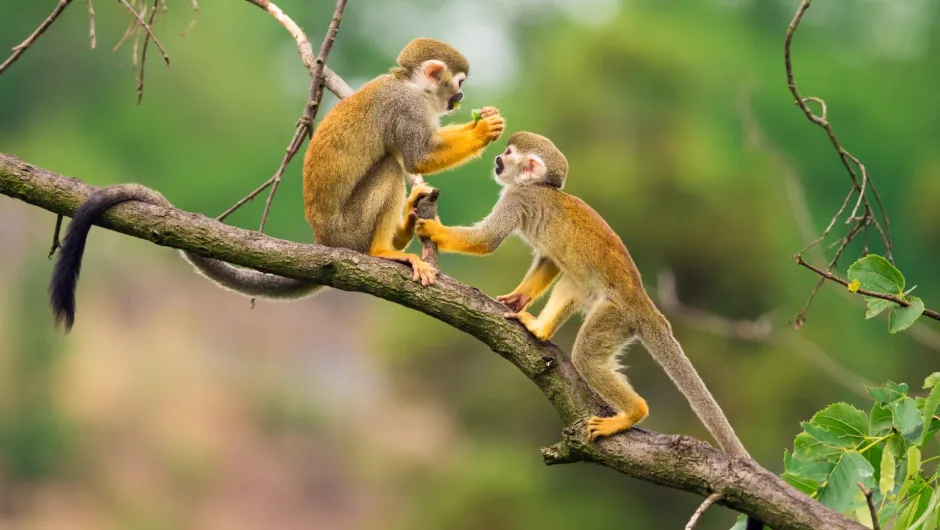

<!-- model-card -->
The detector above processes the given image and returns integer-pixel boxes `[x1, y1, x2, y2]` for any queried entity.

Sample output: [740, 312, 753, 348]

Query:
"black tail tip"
[745, 517, 765, 530]
[49, 284, 76, 333]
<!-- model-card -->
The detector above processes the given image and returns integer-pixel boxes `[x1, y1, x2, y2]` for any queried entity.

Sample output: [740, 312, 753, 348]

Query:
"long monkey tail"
[49, 183, 321, 332]
[636, 309, 764, 529]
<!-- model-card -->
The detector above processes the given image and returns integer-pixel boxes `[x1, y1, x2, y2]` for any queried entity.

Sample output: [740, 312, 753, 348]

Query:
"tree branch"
[0, 152, 864, 530]
[795, 255, 940, 321]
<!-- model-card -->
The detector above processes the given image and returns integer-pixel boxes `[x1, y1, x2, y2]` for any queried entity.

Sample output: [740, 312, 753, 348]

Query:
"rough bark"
[0, 152, 864, 530]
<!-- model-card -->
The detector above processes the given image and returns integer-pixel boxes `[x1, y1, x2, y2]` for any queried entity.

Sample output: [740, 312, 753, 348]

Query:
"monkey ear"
[422, 60, 447, 83]
[524, 155, 547, 178]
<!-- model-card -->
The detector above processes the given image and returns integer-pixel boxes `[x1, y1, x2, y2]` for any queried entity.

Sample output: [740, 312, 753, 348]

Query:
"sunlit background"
[1, 0, 939, 528]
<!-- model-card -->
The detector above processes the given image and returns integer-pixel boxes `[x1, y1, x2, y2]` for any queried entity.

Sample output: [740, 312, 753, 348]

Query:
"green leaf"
[783, 471, 819, 495]
[898, 446, 922, 501]
[729, 514, 747, 530]
[801, 403, 869, 449]
[925, 373, 940, 390]
[890, 297, 926, 334]
[818, 451, 875, 514]
[897, 480, 934, 530]
[922, 384, 940, 446]
[470, 108, 483, 122]
[893, 398, 924, 442]
[880, 435, 898, 497]
[868, 381, 909, 404]
[848, 254, 905, 294]
[787, 433, 838, 483]
[871, 401, 894, 436]
[866, 297, 896, 319]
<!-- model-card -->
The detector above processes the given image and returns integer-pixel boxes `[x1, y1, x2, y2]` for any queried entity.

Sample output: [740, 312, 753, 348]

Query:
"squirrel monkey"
[415, 132, 750, 456]
[48, 38, 505, 331]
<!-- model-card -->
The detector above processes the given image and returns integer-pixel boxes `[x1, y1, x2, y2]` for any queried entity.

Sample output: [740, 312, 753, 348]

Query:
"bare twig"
[784, 0, 897, 324]
[857, 483, 880, 530]
[181, 0, 199, 36]
[85, 0, 97, 48]
[47, 214, 64, 259]
[136, 0, 160, 105]
[218, 0, 354, 223]
[118, 0, 170, 66]
[256, 0, 346, 233]
[685, 492, 722, 530]
[0, 0, 75, 75]
[243, 0, 353, 98]
[795, 255, 940, 322]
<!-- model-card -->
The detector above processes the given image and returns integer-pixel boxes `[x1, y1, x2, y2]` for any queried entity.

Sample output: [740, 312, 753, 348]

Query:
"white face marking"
[494, 147, 546, 186]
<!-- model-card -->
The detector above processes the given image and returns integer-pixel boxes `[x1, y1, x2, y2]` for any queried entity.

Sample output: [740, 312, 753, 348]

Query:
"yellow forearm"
[410, 130, 487, 175]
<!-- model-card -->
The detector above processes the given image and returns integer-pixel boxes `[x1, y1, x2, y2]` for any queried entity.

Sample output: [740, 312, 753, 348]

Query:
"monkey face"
[494, 146, 546, 186]
[416, 60, 466, 114]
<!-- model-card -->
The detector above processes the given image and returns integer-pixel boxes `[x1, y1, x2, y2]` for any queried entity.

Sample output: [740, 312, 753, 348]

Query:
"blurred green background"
[1, 0, 938, 528]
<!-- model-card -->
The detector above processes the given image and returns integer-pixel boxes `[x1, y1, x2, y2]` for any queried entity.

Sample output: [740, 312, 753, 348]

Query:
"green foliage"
[777, 376, 940, 529]
[471, 108, 483, 122]
[847, 255, 927, 333]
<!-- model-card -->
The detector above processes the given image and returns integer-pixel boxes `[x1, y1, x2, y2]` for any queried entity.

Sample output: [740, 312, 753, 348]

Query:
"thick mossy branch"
[0, 152, 863, 530]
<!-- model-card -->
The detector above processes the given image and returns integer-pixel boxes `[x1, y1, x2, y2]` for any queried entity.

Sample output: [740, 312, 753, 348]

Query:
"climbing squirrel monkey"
[48, 38, 504, 331]
[415, 132, 751, 456]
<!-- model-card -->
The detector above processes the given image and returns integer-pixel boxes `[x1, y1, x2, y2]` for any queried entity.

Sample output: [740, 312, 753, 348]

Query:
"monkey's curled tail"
[49, 184, 321, 332]
[636, 312, 749, 459]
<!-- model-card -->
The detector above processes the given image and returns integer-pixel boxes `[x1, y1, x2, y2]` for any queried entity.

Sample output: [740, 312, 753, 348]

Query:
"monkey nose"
[495, 156, 504, 174]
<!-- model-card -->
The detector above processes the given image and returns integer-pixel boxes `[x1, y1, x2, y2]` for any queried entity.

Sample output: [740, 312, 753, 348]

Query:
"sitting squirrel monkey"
[48, 38, 504, 331]
[415, 132, 750, 455]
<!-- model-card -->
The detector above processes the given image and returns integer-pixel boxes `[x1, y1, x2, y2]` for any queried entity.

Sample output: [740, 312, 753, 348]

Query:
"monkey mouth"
[495, 156, 504, 175]
[447, 92, 464, 111]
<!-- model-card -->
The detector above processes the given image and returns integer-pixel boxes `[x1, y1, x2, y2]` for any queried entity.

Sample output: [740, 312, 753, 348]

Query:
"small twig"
[858, 483, 880, 530]
[47, 214, 64, 258]
[243, 0, 353, 98]
[118, 0, 170, 66]
[0, 0, 75, 75]
[181, 0, 199, 36]
[136, 0, 160, 105]
[112, 13, 138, 55]
[248, 0, 347, 306]
[84, 0, 96, 48]
[408, 174, 440, 265]
[685, 493, 722, 530]
[795, 255, 940, 322]
[255, 0, 346, 234]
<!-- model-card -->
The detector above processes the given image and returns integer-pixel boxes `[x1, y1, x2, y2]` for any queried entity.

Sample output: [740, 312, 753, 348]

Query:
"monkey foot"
[504, 311, 549, 341]
[408, 256, 437, 286]
[586, 411, 644, 442]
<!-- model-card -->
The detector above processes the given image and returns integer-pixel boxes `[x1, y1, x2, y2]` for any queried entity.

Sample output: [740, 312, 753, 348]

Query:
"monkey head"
[495, 132, 568, 189]
[394, 38, 469, 114]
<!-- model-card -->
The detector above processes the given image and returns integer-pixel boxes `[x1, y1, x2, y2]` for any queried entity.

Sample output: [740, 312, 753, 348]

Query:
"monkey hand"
[473, 107, 505, 143]
[406, 185, 436, 212]
[496, 292, 531, 313]
[415, 218, 445, 244]
[504, 311, 549, 341]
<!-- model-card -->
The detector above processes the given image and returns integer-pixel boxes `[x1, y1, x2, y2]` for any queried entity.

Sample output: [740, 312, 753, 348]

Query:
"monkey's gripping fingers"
[406, 185, 436, 211]
[415, 218, 444, 243]
[497, 292, 532, 313]
[479, 106, 499, 119]
[406, 255, 438, 286]
[473, 111, 505, 143]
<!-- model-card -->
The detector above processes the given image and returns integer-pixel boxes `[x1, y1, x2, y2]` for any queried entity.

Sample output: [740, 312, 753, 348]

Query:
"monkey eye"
[458, 78, 464, 88]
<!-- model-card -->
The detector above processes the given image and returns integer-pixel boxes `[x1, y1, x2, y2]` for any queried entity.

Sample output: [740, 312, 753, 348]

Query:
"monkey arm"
[415, 198, 518, 256]
[401, 116, 504, 175]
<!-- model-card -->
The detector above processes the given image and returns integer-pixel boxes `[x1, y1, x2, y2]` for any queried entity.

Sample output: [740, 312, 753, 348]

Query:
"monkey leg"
[572, 303, 649, 442]
[497, 255, 561, 312]
[393, 184, 435, 250]
[505, 275, 579, 341]
[369, 248, 437, 286]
